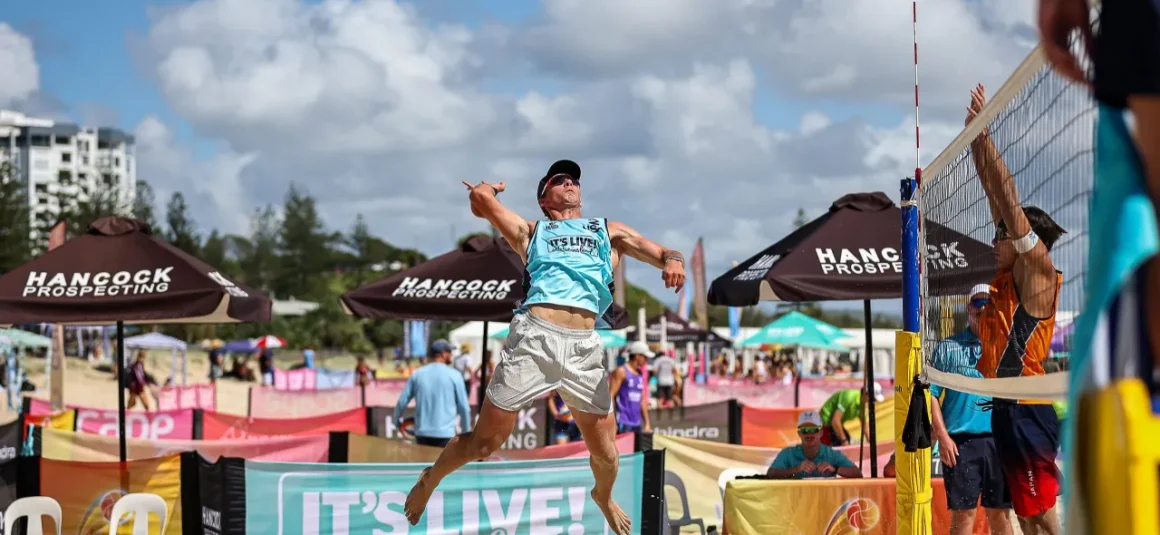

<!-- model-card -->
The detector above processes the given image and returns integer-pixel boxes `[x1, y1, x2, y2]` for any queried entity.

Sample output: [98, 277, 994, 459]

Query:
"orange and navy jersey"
[977, 269, 1062, 384]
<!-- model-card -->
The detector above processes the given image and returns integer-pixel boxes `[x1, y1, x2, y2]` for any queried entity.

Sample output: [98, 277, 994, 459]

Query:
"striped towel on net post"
[1063, 103, 1160, 535]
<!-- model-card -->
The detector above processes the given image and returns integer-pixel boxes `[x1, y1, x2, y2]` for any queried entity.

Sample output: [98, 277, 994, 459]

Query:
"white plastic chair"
[4, 496, 62, 535]
[714, 468, 765, 522]
[109, 493, 168, 535]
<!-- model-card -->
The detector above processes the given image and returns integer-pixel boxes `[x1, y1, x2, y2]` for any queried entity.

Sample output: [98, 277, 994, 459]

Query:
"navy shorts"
[617, 423, 642, 434]
[992, 402, 1061, 517]
[554, 420, 581, 441]
[1095, 0, 1160, 107]
[942, 434, 1011, 511]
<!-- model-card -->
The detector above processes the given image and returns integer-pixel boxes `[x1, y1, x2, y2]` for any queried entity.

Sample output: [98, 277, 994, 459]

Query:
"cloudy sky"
[0, 0, 1040, 307]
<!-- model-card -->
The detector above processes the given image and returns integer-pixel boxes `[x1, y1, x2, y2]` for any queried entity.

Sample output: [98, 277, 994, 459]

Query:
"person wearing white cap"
[929, 284, 1013, 535]
[767, 410, 862, 479]
[818, 382, 885, 446]
[609, 341, 653, 434]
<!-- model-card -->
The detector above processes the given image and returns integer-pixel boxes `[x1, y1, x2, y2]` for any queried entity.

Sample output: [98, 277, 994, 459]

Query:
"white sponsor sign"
[815, 242, 969, 275]
[22, 268, 173, 297]
[734, 254, 779, 282]
[384, 406, 540, 449]
[392, 277, 516, 300]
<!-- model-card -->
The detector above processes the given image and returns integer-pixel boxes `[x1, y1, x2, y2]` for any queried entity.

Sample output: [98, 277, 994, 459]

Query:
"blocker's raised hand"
[461, 180, 506, 194]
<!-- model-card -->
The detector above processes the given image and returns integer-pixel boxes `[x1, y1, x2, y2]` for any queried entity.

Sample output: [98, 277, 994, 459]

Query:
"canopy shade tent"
[740, 311, 852, 352]
[0, 328, 51, 349]
[707, 192, 996, 304]
[706, 192, 997, 477]
[490, 325, 629, 348]
[0, 216, 271, 462]
[123, 332, 189, 386]
[625, 309, 732, 347]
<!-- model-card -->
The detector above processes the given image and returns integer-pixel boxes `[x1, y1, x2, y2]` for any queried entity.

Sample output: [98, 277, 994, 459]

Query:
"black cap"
[536, 159, 582, 200]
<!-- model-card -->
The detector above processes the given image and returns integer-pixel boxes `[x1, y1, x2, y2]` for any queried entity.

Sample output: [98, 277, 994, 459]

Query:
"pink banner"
[488, 433, 635, 461]
[362, 379, 407, 407]
[26, 398, 195, 439]
[75, 407, 194, 440]
[686, 376, 893, 408]
[156, 383, 216, 410]
[248, 386, 363, 418]
[273, 368, 317, 391]
[38, 427, 330, 462]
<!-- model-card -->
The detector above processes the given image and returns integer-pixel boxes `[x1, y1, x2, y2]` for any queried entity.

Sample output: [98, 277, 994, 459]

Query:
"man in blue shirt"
[930, 284, 1013, 535]
[767, 411, 862, 479]
[393, 340, 472, 448]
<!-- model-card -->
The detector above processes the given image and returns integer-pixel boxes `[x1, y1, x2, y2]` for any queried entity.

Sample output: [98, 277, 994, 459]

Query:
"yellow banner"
[26, 409, 76, 431]
[40, 454, 182, 534]
[722, 478, 985, 535]
[346, 433, 443, 463]
[654, 434, 894, 532]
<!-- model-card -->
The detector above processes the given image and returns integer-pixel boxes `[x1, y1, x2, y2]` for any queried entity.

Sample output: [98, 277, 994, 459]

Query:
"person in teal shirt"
[767, 411, 862, 479]
[819, 382, 884, 446]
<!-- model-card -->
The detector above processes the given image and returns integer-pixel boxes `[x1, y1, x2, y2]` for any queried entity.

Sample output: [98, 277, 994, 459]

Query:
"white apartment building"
[0, 110, 136, 246]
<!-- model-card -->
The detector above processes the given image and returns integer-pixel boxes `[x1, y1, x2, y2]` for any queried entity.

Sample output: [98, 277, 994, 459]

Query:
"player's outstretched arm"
[966, 85, 1053, 274]
[463, 181, 534, 258]
[608, 221, 686, 292]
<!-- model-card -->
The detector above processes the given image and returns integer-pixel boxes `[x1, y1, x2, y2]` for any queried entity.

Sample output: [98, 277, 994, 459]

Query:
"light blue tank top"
[519, 218, 615, 325]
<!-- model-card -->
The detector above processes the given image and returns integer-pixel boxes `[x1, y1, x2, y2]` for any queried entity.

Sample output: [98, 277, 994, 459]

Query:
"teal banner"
[244, 453, 646, 534]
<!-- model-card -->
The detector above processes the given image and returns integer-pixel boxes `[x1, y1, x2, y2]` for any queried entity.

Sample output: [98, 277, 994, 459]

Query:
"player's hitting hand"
[965, 84, 986, 126]
[462, 180, 505, 194]
[1037, 0, 1092, 84]
[662, 257, 686, 292]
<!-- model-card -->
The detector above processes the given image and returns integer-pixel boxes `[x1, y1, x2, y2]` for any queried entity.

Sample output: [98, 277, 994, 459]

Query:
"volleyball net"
[917, 43, 1096, 400]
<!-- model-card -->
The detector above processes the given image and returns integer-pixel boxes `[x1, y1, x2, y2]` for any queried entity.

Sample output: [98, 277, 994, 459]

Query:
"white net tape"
[919, 44, 1095, 401]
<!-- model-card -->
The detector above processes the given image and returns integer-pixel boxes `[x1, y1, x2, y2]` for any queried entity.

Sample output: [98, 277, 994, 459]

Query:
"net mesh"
[918, 43, 1095, 400]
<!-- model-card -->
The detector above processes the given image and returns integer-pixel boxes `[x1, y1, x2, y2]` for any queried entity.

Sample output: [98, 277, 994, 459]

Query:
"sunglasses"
[799, 426, 822, 434]
[992, 225, 1009, 244]
[548, 173, 578, 187]
[969, 297, 990, 309]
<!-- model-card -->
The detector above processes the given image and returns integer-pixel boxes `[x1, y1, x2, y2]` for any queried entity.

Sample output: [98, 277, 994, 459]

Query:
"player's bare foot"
[404, 468, 435, 525]
[591, 489, 632, 535]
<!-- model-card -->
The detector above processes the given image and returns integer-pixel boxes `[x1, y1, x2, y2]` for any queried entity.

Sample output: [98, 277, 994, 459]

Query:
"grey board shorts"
[486, 312, 612, 415]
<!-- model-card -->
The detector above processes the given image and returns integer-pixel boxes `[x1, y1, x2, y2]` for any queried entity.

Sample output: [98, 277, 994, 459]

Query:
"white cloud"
[135, 0, 1044, 302]
[0, 23, 39, 106]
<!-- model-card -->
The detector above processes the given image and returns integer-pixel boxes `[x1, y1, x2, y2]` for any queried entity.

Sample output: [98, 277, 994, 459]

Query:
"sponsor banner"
[650, 401, 730, 443]
[27, 398, 195, 439]
[188, 453, 246, 535]
[157, 383, 216, 411]
[271, 368, 358, 391]
[741, 398, 895, 448]
[22, 267, 175, 298]
[490, 432, 635, 461]
[243, 453, 646, 534]
[345, 433, 444, 463]
[392, 276, 517, 300]
[41, 453, 183, 535]
[798, 377, 895, 409]
[247, 386, 362, 418]
[273, 368, 316, 391]
[201, 408, 367, 440]
[654, 434, 894, 531]
[723, 478, 988, 535]
[316, 368, 355, 389]
[686, 376, 894, 408]
[0, 420, 21, 517]
[38, 427, 329, 463]
[24, 407, 77, 431]
[367, 398, 548, 450]
[76, 407, 194, 440]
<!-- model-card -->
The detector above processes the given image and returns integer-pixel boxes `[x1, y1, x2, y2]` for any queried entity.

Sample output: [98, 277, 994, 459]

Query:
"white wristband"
[1012, 231, 1039, 254]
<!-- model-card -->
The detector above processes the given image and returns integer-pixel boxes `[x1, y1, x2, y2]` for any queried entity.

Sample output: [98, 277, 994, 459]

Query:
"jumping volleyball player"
[968, 85, 1067, 535]
[403, 160, 687, 534]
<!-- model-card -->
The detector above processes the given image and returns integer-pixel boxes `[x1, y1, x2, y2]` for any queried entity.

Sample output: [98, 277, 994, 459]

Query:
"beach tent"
[0, 328, 51, 349]
[124, 332, 189, 386]
[740, 311, 851, 351]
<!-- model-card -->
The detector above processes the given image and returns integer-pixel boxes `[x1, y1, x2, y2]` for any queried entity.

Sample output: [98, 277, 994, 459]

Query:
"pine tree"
[133, 180, 158, 229]
[793, 208, 809, 228]
[165, 192, 201, 255]
[0, 162, 30, 272]
[277, 184, 333, 298]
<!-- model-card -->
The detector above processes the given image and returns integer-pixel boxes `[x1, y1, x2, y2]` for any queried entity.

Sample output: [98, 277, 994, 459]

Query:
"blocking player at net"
[968, 84, 1067, 535]
[1039, 0, 1160, 400]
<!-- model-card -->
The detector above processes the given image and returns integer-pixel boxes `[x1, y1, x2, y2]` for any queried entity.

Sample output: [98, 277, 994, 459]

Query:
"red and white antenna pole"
[913, 0, 922, 185]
